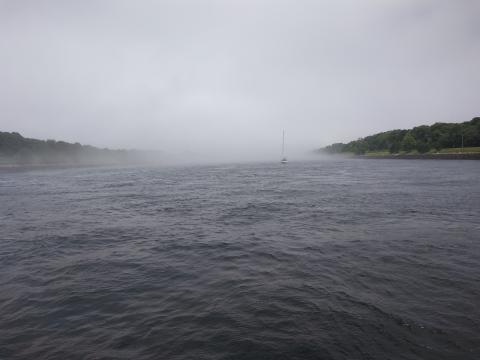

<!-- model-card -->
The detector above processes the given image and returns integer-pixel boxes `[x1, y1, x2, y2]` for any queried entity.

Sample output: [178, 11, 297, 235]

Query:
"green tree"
[416, 141, 430, 153]
[389, 142, 400, 154]
[353, 140, 368, 155]
[401, 132, 416, 152]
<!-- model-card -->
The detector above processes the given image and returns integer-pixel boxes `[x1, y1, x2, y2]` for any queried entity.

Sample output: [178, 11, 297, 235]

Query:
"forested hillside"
[322, 117, 480, 155]
[0, 132, 129, 165]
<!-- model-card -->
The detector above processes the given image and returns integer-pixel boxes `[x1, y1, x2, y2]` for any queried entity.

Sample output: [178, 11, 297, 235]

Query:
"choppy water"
[1, 159, 479, 360]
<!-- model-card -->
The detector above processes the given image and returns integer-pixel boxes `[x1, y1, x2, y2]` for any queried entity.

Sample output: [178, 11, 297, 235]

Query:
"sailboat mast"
[280, 129, 288, 163]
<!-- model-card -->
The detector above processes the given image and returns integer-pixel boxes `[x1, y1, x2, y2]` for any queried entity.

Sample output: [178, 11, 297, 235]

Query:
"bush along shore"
[320, 117, 480, 159]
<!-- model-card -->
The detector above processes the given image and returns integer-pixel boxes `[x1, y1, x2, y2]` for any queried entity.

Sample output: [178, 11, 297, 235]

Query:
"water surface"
[1, 159, 479, 359]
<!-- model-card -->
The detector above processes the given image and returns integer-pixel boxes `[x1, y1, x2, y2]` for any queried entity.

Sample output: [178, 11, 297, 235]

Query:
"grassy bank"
[432, 147, 480, 154]
[363, 147, 480, 157]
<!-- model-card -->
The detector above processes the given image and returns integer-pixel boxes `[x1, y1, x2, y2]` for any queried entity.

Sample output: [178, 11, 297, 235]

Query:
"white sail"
[281, 130, 288, 164]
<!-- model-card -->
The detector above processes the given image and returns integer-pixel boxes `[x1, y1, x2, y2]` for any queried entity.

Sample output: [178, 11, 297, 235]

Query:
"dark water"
[1, 159, 479, 360]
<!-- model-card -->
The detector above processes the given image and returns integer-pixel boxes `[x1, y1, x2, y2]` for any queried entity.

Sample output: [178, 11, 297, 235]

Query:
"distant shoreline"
[320, 117, 480, 157]
[357, 153, 480, 160]
[0, 162, 132, 172]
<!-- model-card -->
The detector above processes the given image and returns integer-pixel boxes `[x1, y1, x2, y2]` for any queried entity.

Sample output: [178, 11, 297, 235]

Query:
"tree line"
[322, 117, 480, 155]
[0, 131, 129, 164]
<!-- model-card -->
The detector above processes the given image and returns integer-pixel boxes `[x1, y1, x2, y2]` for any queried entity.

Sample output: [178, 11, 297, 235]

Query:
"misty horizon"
[1, 0, 479, 162]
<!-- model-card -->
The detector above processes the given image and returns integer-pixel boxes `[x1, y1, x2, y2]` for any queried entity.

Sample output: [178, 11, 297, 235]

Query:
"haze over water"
[1, 159, 479, 359]
[1, 1, 479, 157]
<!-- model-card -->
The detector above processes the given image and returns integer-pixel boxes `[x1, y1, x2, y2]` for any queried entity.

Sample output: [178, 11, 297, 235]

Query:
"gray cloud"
[1, 0, 479, 162]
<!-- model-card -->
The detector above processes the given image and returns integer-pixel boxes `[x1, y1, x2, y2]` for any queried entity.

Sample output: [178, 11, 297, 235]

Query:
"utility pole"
[461, 134, 464, 153]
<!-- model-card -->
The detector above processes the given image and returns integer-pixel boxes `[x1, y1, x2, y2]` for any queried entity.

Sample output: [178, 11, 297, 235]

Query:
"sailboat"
[281, 130, 288, 164]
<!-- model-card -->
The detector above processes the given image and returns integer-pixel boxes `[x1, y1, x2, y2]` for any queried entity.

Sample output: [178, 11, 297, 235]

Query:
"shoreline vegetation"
[359, 152, 480, 160]
[319, 117, 480, 159]
[0, 132, 159, 166]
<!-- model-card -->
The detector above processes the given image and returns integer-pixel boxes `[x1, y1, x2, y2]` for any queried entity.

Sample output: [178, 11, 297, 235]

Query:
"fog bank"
[1, 0, 479, 163]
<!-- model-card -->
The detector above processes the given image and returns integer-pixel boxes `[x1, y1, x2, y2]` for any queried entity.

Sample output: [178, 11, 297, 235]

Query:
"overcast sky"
[0, 0, 479, 161]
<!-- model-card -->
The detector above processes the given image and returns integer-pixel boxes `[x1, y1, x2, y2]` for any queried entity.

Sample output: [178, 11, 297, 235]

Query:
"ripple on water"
[1, 160, 479, 359]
